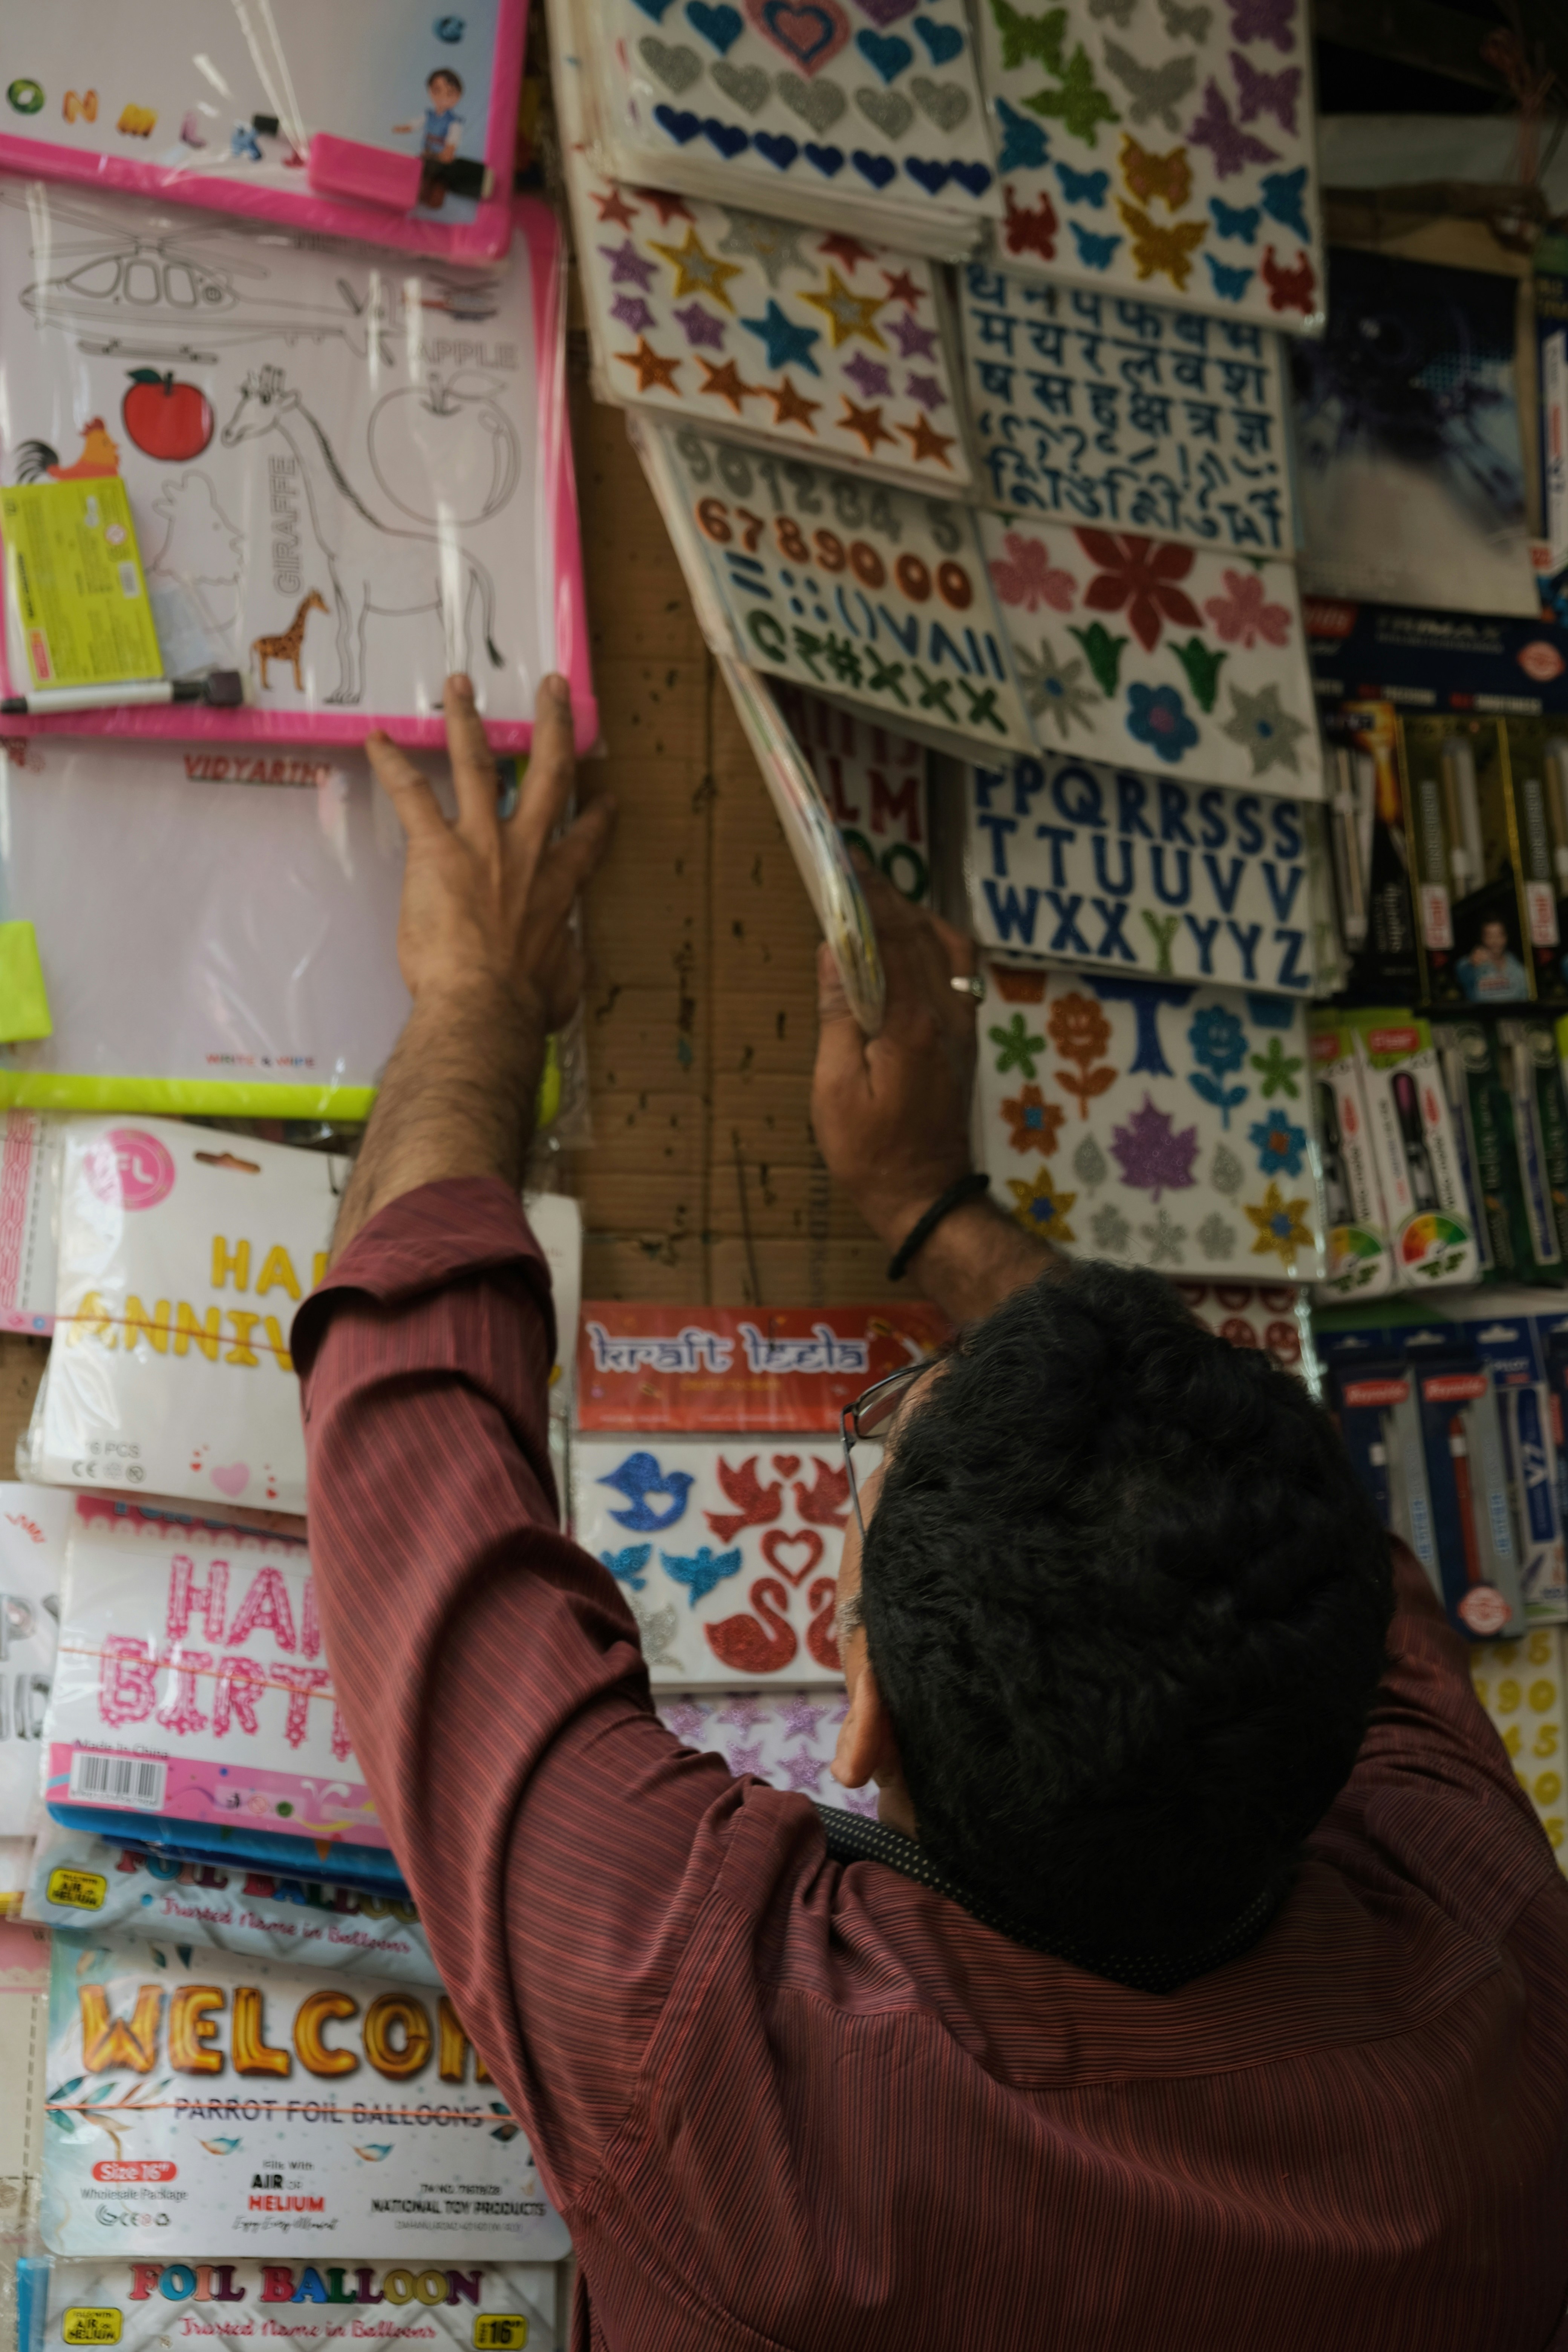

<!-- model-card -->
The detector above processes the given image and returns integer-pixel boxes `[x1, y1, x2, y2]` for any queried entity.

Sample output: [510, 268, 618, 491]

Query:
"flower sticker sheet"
[594, 0, 1000, 252]
[961, 264, 1293, 552]
[977, 957, 1324, 1280]
[975, 0, 1326, 332]
[641, 418, 1037, 751]
[656, 1688, 873, 1810]
[978, 509, 1322, 795]
[966, 749, 1316, 992]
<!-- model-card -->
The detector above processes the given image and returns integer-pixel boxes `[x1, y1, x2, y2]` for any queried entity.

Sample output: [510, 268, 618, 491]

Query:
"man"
[1458, 915, 1529, 1004]
[297, 677, 1568, 2352]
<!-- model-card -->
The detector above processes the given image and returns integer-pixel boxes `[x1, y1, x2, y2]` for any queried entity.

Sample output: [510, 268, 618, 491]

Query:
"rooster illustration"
[14, 417, 121, 481]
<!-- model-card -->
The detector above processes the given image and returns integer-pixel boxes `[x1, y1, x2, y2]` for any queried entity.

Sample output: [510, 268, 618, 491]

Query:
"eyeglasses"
[840, 1360, 932, 1539]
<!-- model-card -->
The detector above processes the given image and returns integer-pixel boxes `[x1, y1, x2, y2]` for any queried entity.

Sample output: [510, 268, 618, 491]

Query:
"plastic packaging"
[22, 2260, 560, 2352]
[0, 1485, 72, 1835]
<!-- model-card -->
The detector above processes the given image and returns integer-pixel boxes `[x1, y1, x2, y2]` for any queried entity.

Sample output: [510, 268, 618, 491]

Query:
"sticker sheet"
[776, 686, 931, 899]
[41, 1932, 570, 2258]
[0, 1483, 72, 1833]
[977, 957, 1324, 1280]
[597, 0, 999, 240]
[655, 1689, 872, 1811]
[1471, 1625, 1567, 1867]
[26, 1827, 437, 1985]
[961, 264, 1293, 552]
[44, 1500, 388, 1857]
[0, 181, 594, 752]
[977, 508, 1322, 795]
[643, 419, 1037, 751]
[32, 2260, 558, 2352]
[1171, 1278, 1311, 1375]
[966, 749, 1315, 991]
[975, 0, 1326, 332]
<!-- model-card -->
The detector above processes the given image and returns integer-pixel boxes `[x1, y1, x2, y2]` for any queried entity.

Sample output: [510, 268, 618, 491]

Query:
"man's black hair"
[860, 1261, 1393, 1960]
[428, 67, 464, 92]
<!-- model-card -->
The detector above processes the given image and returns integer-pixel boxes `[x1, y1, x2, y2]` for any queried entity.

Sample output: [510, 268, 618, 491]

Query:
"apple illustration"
[121, 369, 214, 461]
[368, 370, 520, 527]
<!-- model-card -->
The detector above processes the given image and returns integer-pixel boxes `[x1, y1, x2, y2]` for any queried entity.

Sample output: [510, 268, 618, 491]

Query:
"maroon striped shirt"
[296, 1179, 1568, 2352]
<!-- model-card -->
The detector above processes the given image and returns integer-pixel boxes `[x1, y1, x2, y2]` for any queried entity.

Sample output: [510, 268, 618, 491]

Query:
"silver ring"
[950, 973, 987, 1001]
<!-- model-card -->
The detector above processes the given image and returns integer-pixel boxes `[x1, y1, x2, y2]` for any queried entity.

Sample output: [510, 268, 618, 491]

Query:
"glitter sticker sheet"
[776, 684, 931, 899]
[655, 1688, 873, 1811]
[573, 1436, 856, 1685]
[977, 957, 1325, 1280]
[961, 265, 1294, 553]
[1170, 1278, 1313, 1378]
[977, 509, 1323, 795]
[966, 749, 1317, 991]
[639, 418, 1037, 753]
[1471, 1625, 1567, 1867]
[594, 0, 1001, 255]
[975, 0, 1326, 333]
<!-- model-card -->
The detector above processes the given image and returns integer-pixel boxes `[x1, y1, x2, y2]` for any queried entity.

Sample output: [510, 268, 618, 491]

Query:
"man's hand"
[811, 861, 1055, 1321]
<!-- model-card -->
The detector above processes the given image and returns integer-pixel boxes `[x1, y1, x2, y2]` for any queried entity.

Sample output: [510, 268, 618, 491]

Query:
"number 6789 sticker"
[648, 422, 1037, 753]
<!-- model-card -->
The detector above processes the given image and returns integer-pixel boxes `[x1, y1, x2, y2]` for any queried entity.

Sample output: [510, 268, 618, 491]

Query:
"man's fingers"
[366, 730, 447, 841]
[444, 674, 502, 843]
[526, 799, 619, 938]
[510, 673, 579, 860]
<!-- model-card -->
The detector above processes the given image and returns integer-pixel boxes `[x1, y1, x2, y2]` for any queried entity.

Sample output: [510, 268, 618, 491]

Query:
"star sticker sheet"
[639, 417, 1037, 754]
[961, 263, 1294, 553]
[656, 1687, 874, 1809]
[975, 0, 1326, 334]
[593, 0, 1001, 256]
[977, 508, 1323, 795]
[975, 956, 1324, 1281]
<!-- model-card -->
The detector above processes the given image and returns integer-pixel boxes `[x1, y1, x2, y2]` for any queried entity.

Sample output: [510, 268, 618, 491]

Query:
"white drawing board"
[0, 178, 595, 751]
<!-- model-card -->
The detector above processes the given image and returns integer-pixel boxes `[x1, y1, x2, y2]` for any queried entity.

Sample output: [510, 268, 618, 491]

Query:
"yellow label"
[46, 1867, 107, 1910]
[0, 476, 162, 690]
[472, 2321, 528, 2349]
[63, 2311, 122, 2344]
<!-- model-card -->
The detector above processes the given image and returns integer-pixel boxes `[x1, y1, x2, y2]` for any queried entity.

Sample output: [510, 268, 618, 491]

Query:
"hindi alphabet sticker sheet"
[975, 0, 1326, 333]
[977, 957, 1324, 1282]
[961, 263, 1294, 552]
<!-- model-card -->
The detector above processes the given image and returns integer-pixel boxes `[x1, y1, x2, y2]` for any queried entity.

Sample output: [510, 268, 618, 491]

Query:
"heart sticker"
[772, 1454, 802, 1477]
[713, 58, 770, 108]
[746, 0, 850, 75]
[639, 36, 704, 90]
[755, 128, 802, 167]
[211, 1462, 251, 1498]
[701, 114, 751, 154]
[855, 28, 912, 79]
[654, 101, 703, 140]
[855, 85, 912, 136]
[912, 12, 963, 61]
[851, 146, 896, 185]
[802, 138, 845, 173]
[760, 1527, 826, 1585]
[686, 0, 744, 46]
[855, 0, 916, 20]
[776, 70, 847, 127]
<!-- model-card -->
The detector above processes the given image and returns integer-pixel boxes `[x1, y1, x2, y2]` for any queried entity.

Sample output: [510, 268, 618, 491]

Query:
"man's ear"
[832, 1654, 902, 1792]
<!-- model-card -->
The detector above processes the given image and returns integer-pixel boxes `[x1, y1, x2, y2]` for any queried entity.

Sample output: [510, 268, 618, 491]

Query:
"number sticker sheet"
[962, 263, 1293, 552]
[30, 2262, 558, 2352]
[978, 508, 1321, 795]
[640, 418, 1037, 752]
[1471, 1625, 1567, 1868]
[966, 749, 1316, 991]
[656, 1688, 871, 1810]
[975, 0, 1325, 332]
[977, 956, 1324, 1280]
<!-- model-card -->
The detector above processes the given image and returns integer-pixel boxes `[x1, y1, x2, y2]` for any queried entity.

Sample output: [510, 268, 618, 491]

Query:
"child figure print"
[977, 956, 1324, 1281]
[0, 178, 592, 749]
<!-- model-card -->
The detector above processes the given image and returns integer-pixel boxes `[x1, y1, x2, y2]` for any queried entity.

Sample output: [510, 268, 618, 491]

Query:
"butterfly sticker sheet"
[656, 1687, 876, 1809]
[639, 417, 1038, 753]
[592, 0, 1001, 255]
[962, 264, 1294, 553]
[975, 0, 1326, 334]
[573, 1437, 856, 1685]
[976, 956, 1325, 1280]
[978, 510, 1323, 795]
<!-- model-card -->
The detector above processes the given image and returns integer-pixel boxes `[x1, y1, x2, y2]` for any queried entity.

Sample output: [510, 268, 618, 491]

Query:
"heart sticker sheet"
[975, 0, 1326, 333]
[977, 508, 1322, 795]
[656, 1687, 874, 1810]
[961, 263, 1294, 553]
[640, 417, 1037, 752]
[595, 0, 1000, 251]
[977, 956, 1324, 1281]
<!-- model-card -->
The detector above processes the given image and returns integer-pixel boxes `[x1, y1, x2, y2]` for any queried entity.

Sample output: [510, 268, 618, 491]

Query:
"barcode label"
[68, 1749, 167, 1810]
[117, 562, 140, 598]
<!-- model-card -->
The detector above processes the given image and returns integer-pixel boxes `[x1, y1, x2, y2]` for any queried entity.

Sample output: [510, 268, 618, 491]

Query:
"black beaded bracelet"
[886, 1172, 991, 1283]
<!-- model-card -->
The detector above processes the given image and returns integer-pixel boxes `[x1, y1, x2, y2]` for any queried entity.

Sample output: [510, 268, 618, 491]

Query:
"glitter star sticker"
[635, 186, 695, 224]
[818, 231, 877, 271]
[1244, 1180, 1313, 1269]
[649, 225, 744, 310]
[718, 1696, 767, 1730]
[719, 207, 811, 289]
[781, 1750, 826, 1793]
[697, 356, 760, 412]
[781, 1697, 830, 1740]
[600, 239, 656, 290]
[838, 397, 894, 454]
[899, 413, 955, 467]
[881, 267, 925, 307]
[887, 310, 939, 360]
[904, 371, 948, 412]
[740, 297, 821, 375]
[610, 292, 655, 333]
[674, 300, 727, 349]
[842, 351, 893, 398]
[591, 185, 639, 228]
[764, 375, 821, 431]
[614, 337, 681, 394]
[799, 268, 887, 350]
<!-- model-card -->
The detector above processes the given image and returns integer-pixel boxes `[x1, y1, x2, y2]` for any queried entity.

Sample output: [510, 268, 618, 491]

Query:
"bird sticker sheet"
[977, 957, 1324, 1280]
[966, 749, 1316, 991]
[976, 0, 1326, 333]
[641, 418, 1037, 753]
[40, 1932, 571, 2258]
[595, 0, 1000, 250]
[28, 2260, 559, 2352]
[977, 509, 1322, 795]
[655, 1688, 871, 1810]
[574, 174, 974, 490]
[962, 263, 1294, 553]
[0, 179, 593, 752]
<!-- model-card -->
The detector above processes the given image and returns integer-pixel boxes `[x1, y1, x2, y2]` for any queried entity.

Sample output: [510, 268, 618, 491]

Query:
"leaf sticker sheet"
[573, 170, 974, 489]
[594, 0, 1000, 251]
[573, 1436, 855, 1686]
[962, 263, 1294, 553]
[977, 508, 1322, 795]
[976, 0, 1326, 333]
[656, 1688, 873, 1810]
[966, 748, 1315, 991]
[977, 957, 1324, 1280]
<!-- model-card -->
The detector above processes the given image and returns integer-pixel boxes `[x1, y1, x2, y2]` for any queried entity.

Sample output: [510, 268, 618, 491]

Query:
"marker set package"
[1320, 703, 1419, 1005]
[1309, 1015, 1394, 1306]
[1431, 1017, 1568, 1288]
[1347, 1013, 1480, 1294]
[24, 2261, 557, 2352]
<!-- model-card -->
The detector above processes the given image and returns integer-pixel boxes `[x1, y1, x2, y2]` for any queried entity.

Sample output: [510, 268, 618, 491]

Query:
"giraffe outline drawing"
[250, 589, 329, 692]
[219, 364, 507, 704]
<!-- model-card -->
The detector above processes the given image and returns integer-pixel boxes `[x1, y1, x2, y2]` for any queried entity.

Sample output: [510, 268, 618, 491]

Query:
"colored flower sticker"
[1197, 1211, 1237, 1259]
[1249, 1111, 1308, 1176]
[1013, 634, 1098, 736]
[1140, 1207, 1188, 1266]
[1126, 681, 1199, 765]
[1170, 635, 1227, 712]
[1002, 1083, 1065, 1156]
[1006, 1167, 1078, 1245]
[1076, 530, 1201, 651]
[1047, 991, 1117, 1116]
[1068, 619, 1128, 696]
[1110, 1095, 1199, 1200]
[1188, 1004, 1248, 1076]
[1250, 1036, 1303, 1098]
[1220, 680, 1308, 777]
[1245, 1180, 1314, 1268]
[1090, 1200, 1131, 1253]
[1203, 569, 1291, 648]
[991, 1012, 1046, 1076]
[989, 531, 1076, 614]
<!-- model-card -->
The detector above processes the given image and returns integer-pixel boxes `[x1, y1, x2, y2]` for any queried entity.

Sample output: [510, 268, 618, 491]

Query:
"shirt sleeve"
[292, 1178, 766, 2212]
